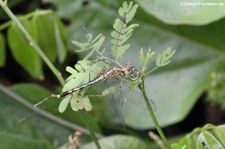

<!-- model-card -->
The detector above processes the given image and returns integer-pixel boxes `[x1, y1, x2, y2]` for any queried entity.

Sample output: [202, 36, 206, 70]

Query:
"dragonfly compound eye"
[125, 63, 134, 73]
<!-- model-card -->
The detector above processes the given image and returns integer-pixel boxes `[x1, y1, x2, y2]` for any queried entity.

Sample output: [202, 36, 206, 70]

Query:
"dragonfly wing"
[119, 81, 157, 112]
[105, 83, 126, 128]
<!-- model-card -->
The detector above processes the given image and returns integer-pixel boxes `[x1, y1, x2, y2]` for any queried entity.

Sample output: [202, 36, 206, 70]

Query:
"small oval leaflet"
[58, 96, 70, 113]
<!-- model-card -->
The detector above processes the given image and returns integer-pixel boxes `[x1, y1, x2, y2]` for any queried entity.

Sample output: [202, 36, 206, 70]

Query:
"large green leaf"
[0, 83, 106, 148]
[0, 133, 53, 149]
[49, 1, 223, 129]
[31, 13, 65, 62]
[0, 85, 72, 149]
[9, 83, 102, 133]
[7, 21, 43, 79]
[172, 124, 225, 149]
[0, 33, 5, 67]
[54, 15, 67, 63]
[80, 135, 152, 149]
[138, 0, 225, 25]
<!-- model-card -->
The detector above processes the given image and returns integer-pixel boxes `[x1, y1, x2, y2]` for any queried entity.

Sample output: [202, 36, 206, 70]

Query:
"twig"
[139, 78, 171, 149]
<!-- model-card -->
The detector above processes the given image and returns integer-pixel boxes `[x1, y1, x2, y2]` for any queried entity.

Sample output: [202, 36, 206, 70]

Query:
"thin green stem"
[139, 77, 171, 149]
[144, 66, 159, 76]
[0, 9, 52, 31]
[0, 4, 65, 85]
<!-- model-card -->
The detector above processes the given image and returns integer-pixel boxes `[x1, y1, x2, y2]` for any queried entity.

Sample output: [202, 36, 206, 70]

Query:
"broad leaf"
[172, 124, 225, 149]
[0, 85, 72, 148]
[0, 133, 53, 149]
[59, 96, 71, 113]
[0, 33, 5, 67]
[54, 15, 67, 63]
[7, 21, 43, 79]
[9, 83, 102, 133]
[31, 14, 57, 62]
[138, 0, 225, 25]
[80, 135, 152, 149]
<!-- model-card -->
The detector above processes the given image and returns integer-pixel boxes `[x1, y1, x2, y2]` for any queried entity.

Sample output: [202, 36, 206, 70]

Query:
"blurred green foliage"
[1, 0, 225, 148]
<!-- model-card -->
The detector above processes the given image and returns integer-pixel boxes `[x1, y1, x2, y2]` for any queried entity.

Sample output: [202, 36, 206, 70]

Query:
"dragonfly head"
[125, 63, 141, 81]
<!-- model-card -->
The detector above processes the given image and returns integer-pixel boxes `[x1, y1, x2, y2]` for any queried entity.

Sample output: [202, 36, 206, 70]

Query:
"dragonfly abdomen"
[55, 66, 126, 98]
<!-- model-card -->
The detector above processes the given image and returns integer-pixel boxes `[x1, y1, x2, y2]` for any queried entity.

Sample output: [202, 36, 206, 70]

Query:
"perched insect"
[52, 63, 140, 98]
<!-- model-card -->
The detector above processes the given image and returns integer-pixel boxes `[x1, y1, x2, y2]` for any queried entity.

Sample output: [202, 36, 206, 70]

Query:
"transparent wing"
[106, 87, 126, 129]
[116, 81, 157, 113]
[100, 80, 156, 128]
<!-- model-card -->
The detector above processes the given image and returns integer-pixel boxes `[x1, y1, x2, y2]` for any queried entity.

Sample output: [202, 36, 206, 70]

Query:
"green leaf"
[156, 48, 176, 67]
[62, 60, 104, 92]
[70, 95, 84, 111]
[119, 1, 139, 24]
[0, 84, 73, 148]
[70, 94, 92, 112]
[60, 59, 106, 112]
[32, 13, 66, 62]
[138, 0, 225, 25]
[84, 96, 93, 111]
[140, 47, 155, 73]
[172, 124, 225, 149]
[0, 133, 53, 149]
[0, 33, 6, 67]
[7, 83, 101, 135]
[59, 96, 71, 113]
[72, 32, 105, 60]
[54, 15, 67, 63]
[7, 21, 43, 79]
[111, 1, 139, 61]
[207, 59, 225, 108]
[216, 125, 225, 145]
[80, 135, 152, 149]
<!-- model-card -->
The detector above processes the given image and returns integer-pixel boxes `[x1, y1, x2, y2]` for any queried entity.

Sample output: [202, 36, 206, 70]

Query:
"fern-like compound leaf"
[72, 33, 105, 59]
[62, 60, 104, 92]
[156, 48, 176, 67]
[111, 1, 139, 61]
[58, 59, 105, 112]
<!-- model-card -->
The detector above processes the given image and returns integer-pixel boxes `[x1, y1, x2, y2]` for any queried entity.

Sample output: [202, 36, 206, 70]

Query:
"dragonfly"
[51, 63, 140, 99]
[34, 62, 142, 119]
[32, 61, 142, 131]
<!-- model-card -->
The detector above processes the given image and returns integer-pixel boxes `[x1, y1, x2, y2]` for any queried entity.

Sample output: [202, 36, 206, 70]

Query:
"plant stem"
[0, 9, 52, 31]
[0, 3, 65, 86]
[139, 77, 171, 149]
[144, 66, 159, 76]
